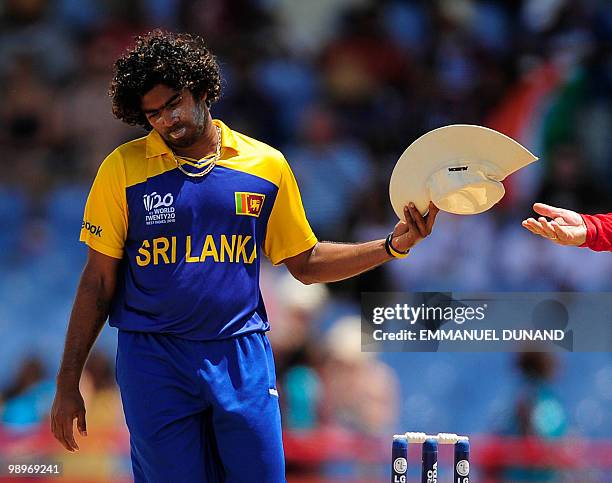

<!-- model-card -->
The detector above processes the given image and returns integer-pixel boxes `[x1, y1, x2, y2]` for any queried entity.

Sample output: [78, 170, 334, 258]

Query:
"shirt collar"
[145, 119, 240, 159]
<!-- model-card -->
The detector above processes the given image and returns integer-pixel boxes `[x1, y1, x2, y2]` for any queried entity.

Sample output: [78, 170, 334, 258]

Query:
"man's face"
[141, 84, 208, 149]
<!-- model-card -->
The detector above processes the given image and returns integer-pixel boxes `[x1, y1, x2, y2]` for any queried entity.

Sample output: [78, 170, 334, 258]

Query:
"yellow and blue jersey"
[80, 120, 317, 340]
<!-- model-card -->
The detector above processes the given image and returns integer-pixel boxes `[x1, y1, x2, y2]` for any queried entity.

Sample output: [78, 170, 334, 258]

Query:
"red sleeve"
[580, 214, 612, 251]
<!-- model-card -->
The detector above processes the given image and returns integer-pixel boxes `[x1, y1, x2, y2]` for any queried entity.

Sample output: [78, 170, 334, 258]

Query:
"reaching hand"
[391, 202, 440, 252]
[522, 203, 587, 246]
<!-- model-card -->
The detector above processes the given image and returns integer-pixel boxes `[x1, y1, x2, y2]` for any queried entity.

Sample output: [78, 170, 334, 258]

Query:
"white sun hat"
[389, 125, 538, 217]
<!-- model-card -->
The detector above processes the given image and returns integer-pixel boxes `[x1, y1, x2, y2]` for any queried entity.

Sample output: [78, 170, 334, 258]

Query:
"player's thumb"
[77, 410, 87, 437]
[533, 203, 566, 220]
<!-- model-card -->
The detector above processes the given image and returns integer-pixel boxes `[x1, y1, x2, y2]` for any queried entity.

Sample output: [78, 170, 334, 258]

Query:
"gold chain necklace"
[174, 125, 222, 178]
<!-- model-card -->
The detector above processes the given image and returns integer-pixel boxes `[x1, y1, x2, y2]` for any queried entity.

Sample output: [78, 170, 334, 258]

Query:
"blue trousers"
[116, 330, 285, 483]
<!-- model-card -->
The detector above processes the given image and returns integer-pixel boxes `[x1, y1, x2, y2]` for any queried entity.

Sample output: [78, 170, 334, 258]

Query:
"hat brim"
[389, 125, 538, 218]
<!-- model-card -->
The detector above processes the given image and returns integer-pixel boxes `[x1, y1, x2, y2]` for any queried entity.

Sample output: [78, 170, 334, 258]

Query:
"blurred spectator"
[537, 144, 607, 213]
[320, 316, 398, 436]
[0, 54, 61, 197]
[0, 55, 57, 149]
[0, 0, 77, 83]
[320, 3, 413, 150]
[496, 351, 568, 482]
[0, 356, 54, 432]
[57, 31, 142, 180]
[267, 272, 329, 431]
[267, 0, 368, 56]
[80, 352, 123, 431]
[321, 3, 408, 100]
[214, 55, 283, 146]
[286, 104, 373, 239]
[513, 352, 567, 438]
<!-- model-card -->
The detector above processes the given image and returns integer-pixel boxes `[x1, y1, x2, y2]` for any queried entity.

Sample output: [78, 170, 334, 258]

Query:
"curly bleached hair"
[109, 30, 221, 130]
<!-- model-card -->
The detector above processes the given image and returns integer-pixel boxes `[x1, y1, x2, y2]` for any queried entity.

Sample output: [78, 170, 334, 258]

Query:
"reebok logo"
[82, 220, 102, 237]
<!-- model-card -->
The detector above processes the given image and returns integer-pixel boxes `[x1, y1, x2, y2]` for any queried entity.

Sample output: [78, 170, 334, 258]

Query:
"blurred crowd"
[2, 0, 612, 480]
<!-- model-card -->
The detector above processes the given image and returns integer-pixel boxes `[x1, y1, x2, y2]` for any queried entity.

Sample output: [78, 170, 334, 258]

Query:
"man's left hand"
[391, 202, 440, 252]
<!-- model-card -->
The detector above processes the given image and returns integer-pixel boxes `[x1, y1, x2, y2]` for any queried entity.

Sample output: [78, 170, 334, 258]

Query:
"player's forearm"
[296, 240, 393, 284]
[56, 268, 115, 389]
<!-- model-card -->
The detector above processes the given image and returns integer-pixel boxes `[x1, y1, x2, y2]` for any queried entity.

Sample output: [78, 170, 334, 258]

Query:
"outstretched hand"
[391, 202, 440, 252]
[522, 203, 587, 246]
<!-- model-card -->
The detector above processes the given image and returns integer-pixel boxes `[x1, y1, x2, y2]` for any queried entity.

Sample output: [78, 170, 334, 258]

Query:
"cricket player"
[523, 202, 612, 250]
[50, 31, 439, 482]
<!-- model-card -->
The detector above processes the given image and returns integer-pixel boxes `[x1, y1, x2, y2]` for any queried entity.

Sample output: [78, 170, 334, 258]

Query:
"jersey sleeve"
[264, 157, 317, 265]
[79, 150, 128, 259]
[581, 213, 612, 252]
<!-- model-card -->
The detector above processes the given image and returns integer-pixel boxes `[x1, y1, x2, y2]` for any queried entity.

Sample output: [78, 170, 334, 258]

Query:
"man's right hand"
[391, 202, 440, 252]
[50, 385, 87, 452]
[522, 203, 587, 246]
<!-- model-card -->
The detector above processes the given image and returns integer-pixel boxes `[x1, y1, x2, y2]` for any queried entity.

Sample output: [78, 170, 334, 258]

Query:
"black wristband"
[384, 233, 394, 257]
[385, 233, 410, 258]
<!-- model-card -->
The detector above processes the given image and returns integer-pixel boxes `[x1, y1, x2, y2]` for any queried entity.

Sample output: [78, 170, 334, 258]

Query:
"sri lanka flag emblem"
[235, 192, 265, 217]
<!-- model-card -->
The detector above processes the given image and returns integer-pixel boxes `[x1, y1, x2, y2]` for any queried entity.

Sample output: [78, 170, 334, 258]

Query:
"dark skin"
[51, 84, 439, 451]
[141, 84, 218, 158]
[51, 249, 119, 451]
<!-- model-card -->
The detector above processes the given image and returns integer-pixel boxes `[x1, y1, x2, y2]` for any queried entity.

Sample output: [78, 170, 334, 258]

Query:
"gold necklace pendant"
[174, 126, 222, 178]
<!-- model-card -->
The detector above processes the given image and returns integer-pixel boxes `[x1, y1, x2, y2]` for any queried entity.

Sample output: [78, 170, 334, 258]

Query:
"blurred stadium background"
[1, 0, 612, 481]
